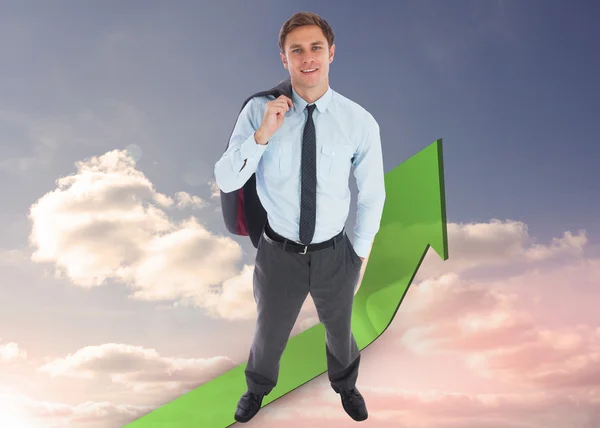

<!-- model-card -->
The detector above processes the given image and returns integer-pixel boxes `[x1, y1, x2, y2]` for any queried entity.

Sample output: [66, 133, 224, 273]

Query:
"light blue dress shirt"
[214, 85, 385, 258]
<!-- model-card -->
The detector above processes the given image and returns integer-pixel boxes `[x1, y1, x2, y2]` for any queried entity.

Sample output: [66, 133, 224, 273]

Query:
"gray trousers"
[244, 221, 364, 395]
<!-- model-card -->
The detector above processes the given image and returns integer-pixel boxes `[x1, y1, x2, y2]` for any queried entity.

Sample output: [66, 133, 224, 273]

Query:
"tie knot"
[306, 104, 316, 115]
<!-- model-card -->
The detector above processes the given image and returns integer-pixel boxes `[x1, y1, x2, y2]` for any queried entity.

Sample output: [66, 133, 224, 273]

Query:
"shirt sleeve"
[351, 112, 386, 258]
[214, 97, 268, 193]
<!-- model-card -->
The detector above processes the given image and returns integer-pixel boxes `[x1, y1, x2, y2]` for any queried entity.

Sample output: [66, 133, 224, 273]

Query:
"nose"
[302, 54, 316, 64]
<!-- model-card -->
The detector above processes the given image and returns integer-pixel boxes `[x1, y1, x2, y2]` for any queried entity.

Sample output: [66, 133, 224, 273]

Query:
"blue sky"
[0, 1, 599, 424]
[2, 0, 598, 248]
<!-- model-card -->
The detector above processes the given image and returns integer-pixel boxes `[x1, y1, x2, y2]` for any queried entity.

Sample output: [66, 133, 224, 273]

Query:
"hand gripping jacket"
[220, 78, 293, 248]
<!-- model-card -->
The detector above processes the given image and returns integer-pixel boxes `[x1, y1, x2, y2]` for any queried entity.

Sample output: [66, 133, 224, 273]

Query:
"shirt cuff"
[239, 133, 267, 160]
[352, 236, 372, 259]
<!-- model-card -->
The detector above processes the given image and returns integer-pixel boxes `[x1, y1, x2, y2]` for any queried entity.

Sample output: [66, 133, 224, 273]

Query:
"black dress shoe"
[234, 391, 267, 423]
[333, 387, 368, 421]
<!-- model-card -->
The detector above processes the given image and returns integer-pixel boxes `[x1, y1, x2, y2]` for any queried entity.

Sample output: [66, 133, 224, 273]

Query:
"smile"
[301, 68, 318, 73]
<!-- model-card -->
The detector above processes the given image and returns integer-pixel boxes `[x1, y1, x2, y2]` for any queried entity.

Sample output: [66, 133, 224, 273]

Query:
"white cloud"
[524, 230, 587, 261]
[173, 191, 206, 209]
[0, 338, 27, 363]
[200, 263, 257, 320]
[416, 219, 587, 279]
[0, 393, 151, 428]
[208, 179, 220, 199]
[38, 343, 236, 396]
[27, 149, 245, 315]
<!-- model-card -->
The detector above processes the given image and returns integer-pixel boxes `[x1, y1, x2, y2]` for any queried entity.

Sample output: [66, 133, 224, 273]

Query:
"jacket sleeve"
[214, 97, 268, 193]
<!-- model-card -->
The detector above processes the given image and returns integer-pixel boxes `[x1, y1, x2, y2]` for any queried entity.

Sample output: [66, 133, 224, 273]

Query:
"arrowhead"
[352, 138, 449, 347]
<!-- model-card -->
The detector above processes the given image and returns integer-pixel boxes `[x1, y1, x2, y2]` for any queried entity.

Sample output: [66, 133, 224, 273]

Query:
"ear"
[280, 52, 288, 70]
[329, 44, 335, 63]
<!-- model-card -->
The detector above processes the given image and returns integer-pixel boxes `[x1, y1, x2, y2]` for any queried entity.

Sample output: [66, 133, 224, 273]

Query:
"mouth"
[301, 68, 319, 74]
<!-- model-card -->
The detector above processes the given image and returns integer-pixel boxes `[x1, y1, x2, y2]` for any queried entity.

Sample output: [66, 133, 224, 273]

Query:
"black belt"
[263, 222, 344, 254]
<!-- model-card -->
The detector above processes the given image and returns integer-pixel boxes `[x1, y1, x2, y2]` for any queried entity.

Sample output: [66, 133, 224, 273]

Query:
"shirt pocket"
[318, 143, 355, 180]
[260, 139, 294, 179]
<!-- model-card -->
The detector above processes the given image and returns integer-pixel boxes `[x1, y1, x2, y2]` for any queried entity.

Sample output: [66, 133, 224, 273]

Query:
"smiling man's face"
[280, 24, 335, 98]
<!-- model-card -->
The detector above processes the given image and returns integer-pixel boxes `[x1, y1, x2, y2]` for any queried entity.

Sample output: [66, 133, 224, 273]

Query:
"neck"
[292, 77, 329, 104]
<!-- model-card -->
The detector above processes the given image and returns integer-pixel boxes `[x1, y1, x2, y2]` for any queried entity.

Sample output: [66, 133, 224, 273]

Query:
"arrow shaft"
[126, 139, 449, 427]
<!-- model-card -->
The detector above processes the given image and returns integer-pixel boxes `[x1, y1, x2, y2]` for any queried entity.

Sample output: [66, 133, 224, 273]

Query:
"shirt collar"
[291, 85, 332, 115]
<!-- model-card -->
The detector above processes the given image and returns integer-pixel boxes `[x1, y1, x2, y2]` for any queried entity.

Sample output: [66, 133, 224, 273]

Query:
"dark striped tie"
[299, 103, 317, 245]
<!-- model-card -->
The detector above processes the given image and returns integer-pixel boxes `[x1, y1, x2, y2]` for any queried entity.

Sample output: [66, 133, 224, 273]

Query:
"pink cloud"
[237, 382, 600, 428]
[245, 228, 600, 428]
[469, 325, 600, 390]
[5, 221, 599, 428]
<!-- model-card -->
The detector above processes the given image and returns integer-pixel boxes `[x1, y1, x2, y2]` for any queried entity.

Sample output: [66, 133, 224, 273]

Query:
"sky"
[0, 0, 599, 427]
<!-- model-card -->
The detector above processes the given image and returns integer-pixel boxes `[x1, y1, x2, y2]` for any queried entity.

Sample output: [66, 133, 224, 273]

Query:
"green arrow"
[125, 139, 449, 427]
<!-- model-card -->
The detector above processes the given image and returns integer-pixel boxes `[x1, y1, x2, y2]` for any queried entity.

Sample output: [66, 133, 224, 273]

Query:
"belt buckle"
[300, 245, 308, 254]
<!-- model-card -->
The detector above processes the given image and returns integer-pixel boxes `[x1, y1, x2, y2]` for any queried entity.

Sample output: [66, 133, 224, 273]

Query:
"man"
[214, 11, 385, 423]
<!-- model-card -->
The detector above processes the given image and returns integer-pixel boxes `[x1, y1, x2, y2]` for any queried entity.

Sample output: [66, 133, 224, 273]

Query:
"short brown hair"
[278, 12, 335, 53]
